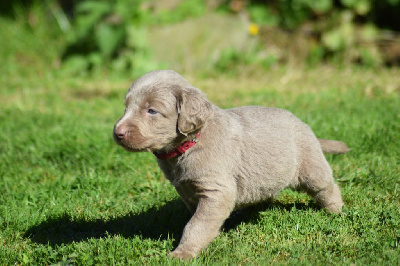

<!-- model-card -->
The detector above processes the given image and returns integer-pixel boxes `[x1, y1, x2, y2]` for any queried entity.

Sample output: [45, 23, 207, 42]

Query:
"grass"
[1, 65, 399, 265]
[1, 15, 399, 265]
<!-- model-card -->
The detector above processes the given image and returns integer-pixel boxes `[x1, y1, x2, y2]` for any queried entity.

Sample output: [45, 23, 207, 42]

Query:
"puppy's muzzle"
[113, 124, 146, 151]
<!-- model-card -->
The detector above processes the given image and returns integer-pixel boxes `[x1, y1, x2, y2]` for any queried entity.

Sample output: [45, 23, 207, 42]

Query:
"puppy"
[113, 70, 349, 259]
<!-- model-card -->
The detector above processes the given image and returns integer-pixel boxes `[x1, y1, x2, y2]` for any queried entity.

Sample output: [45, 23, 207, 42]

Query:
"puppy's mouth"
[120, 144, 146, 152]
[113, 127, 182, 154]
[113, 131, 150, 152]
[113, 130, 160, 152]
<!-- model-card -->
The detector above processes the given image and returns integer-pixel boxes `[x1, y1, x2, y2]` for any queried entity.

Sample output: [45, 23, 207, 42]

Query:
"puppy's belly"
[234, 180, 287, 208]
[234, 161, 298, 208]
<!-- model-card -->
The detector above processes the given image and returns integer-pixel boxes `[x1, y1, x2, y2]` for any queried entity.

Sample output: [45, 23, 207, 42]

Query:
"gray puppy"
[113, 70, 349, 259]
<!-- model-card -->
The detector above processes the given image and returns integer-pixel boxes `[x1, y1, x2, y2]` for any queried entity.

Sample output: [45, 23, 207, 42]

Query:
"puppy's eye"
[147, 109, 158, 115]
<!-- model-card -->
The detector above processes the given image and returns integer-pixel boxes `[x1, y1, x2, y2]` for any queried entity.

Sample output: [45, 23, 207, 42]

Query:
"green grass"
[1, 14, 399, 265]
[1, 65, 399, 265]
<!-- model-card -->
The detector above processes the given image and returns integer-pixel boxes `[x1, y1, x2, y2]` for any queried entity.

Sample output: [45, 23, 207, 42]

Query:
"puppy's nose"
[114, 127, 126, 140]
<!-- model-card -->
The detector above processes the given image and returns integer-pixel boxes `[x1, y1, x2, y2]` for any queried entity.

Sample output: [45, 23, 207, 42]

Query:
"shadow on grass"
[24, 199, 189, 246]
[223, 201, 317, 231]
[24, 199, 316, 246]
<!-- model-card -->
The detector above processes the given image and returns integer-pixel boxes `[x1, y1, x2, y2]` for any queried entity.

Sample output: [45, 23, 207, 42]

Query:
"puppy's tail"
[318, 138, 351, 154]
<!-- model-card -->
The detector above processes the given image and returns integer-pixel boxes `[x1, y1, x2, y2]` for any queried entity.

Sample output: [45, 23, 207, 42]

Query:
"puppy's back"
[225, 107, 310, 206]
[227, 106, 302, 138]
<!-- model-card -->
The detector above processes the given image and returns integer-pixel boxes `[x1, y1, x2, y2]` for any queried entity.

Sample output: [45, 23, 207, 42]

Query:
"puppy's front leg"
[170, 184, 235, 260]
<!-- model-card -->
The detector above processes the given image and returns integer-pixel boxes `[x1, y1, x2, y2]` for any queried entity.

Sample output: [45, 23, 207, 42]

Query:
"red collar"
[154, 132, 201, 160]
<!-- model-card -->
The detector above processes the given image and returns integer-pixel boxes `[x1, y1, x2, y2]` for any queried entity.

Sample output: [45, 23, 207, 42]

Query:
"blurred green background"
[2, 0, 400, 79]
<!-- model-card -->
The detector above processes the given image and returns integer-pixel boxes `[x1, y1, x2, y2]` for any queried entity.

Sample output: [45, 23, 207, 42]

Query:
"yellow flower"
[248, 23, 259, 36]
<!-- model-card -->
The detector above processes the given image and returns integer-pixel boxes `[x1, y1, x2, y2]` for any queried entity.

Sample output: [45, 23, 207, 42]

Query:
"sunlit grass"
[1, 62, 399, 264]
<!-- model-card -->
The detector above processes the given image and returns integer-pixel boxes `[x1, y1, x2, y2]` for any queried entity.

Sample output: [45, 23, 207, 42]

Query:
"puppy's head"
[113, 70, 213, 153]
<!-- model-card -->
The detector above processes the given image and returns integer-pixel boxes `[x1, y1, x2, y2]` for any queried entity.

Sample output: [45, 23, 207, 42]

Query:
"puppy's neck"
[154, 131, 201, 160]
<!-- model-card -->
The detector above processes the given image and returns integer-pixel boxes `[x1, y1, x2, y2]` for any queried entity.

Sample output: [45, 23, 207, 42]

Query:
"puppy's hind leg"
[298, 151, 344, 214]
[311, 182, 343, 214]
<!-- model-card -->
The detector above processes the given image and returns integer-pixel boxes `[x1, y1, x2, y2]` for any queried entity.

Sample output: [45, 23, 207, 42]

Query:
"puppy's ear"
[177, 88, 213, 135]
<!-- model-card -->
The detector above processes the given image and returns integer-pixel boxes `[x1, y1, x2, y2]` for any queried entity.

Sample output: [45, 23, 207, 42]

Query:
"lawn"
[0, 9, 399, 264]
[1, 62, 399, 264]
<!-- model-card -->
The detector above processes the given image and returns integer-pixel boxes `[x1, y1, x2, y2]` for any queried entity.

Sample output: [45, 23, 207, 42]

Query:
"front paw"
[169, 248, 197, 260]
